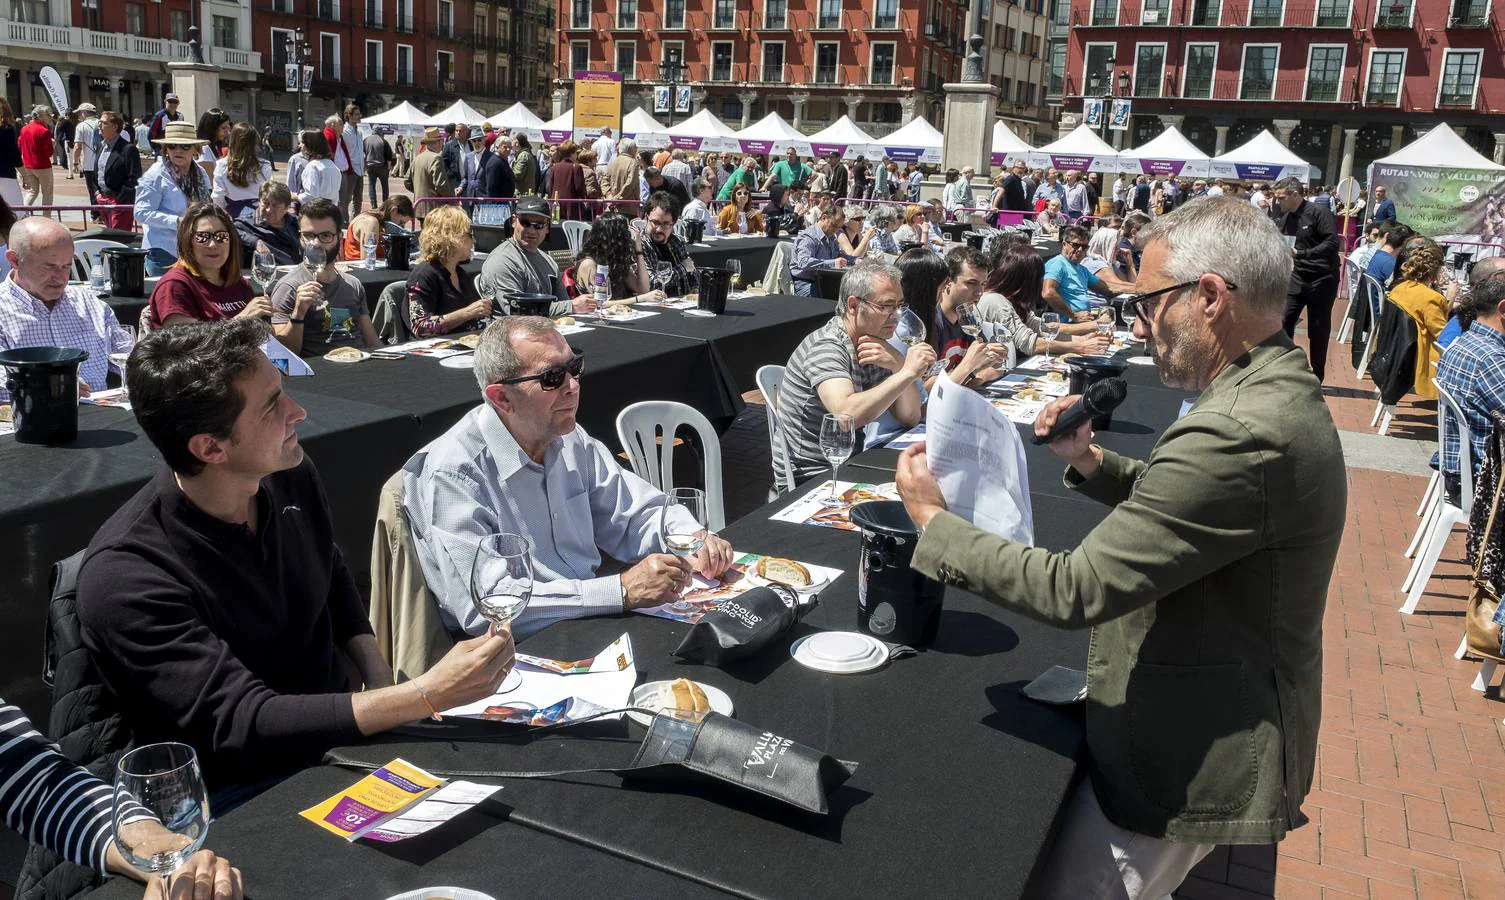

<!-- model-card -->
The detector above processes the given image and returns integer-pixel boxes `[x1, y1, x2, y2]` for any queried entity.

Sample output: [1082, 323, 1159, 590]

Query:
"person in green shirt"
[762, 147, 812, 191]
[716, 155, 759, 201]
[895, 196, 1345, 898]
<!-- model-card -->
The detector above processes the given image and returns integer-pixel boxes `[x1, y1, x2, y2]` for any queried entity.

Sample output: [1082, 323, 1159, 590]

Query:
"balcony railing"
[617, 61, 897, 90]
[1438, 89, 1477, 109]
[1073, 1, 1350, 25]
[1448, 0, 1489, 25]
[1374, 2, 1413, 26]
[1063, 73, 1356, 103]
[0, 18, 261, 72]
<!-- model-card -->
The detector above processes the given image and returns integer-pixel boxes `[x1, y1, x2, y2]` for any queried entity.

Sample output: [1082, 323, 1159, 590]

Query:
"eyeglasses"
[1063, 241, 1087, 251]
[163, 144, 192, 151]
[861, 299, 908, 317]
[1122, 277, 1237, 321]
[518, 219, 550, 231]
[191, 230, 230, 245]
[299, 230, 339, 242]
[497, 352, 585, 391]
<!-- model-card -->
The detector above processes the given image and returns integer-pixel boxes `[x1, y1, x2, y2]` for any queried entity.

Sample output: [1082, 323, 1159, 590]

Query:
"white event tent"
[1372, 124, 1504, 171]
[540, 108, 574, 144]
[363, 101, 430, 134]
[623, 107, 671, 149]
[735, 112, 813, 157]
[806, 116, 886, 160]
[1368, 124, 1505, 252]
[487, 101, 544, 141]
[1209, 130, 1310, 182]
[664, 109, 743, 153]
[990, 121, 1034, 168]
[1117, 126, 1211, 178]
[879, 117, 943, 165]
[1028, 125, 1118, 173]
[423, 99, 490, 127]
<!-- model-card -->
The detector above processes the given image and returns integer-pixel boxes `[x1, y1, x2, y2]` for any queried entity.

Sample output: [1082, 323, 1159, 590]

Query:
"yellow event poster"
[573, 71, 622, 142]
[300, 758, 444, 841]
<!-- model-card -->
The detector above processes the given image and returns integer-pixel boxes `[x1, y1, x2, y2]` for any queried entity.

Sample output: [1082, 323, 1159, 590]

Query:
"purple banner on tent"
[1050, 155, 1094, 171]
[1233, 163, 1282, 180]
[669, 135, 703, 150]
[886, 146, 925, 164]
[1141, 159, 1186, 177]
[542, 128, 572, 143]
[740, 139, 775, 155]
[811, 142, 847, 159]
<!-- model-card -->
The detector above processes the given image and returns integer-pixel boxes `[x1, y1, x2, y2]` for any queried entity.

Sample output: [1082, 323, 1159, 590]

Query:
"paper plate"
[790, 632, 889, 675]
[628, 680, 733, 727]
[384, 890, 497, 900]
[681, 309, 717, 318]
[322, 349, 371, 364]
[1127, 356, 1155, 366]
[743, 566, 830, 593]
[439, 354, 477, 369]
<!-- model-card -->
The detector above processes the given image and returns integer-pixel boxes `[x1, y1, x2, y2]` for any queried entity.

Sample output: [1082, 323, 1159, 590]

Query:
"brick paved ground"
[23, 180, 1505, 898]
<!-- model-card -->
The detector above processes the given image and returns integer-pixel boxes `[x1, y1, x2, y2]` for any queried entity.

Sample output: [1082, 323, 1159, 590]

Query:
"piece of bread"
[755, 556, 812, 588]
[668, 678, 711, 715]
[555, 316, 577, 327]
[457, 333, 481, 349]
[0, 404, 11, 424]
[324, 346, 364, 362]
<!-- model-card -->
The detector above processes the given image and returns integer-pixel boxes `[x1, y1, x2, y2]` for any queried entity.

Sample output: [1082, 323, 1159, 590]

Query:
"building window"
[1239, 45, 1277, 99]
[437, 50, 454, 88]
[474, 61, 486, 93]
[1090, 0, 1117, 25]
[365, 0, 382, 27]
[713, 0, 735, 28]
[1450, 0, 1488, 25]
[615, 42, 637, 77]
[1182, 43, 1216, 98]
[1140, 0, 1169, 23]
[874, 0, 899, 28]
[870, 43, 896, 85]
[320, 33, 340, 80]
[1376, 0, 1412, 25]
[212, 15, 237, 48]
[762, 41, 785, 82]
[125, 2, 144, 35]
[764, 0, 787, 28]
[1133, 44, 1165, 97]
[815, 42, 839, 83]
[1190, 0, 1220, 24]
[665, 0, 686, 27]
[1249, 0, 1282, 25]
[169, 9, 188, 42]
[10, 0, 46, 23]
[1438, 49, 1481, 106]
[317, 0, 338, 20]
[1314, 0, 1348, 25]
[271, 27, 293, 69]
[396, 44, 413, 84]
[1046, 40, 1066, 95]
[818, 0, 840, 28]
[711, 42, 733, 81]
[570, 0, 589, 28]
[570, 41, 589, 75]
[1304, 46, 1343, 101]
[437, 0, 453, 35]
[365, 39, 383, 81]
[617, 0, 637, 29]
[1083, 43, 1115, 95]
[394, 0, 412, 31]
[1365, 49, 1404, 104]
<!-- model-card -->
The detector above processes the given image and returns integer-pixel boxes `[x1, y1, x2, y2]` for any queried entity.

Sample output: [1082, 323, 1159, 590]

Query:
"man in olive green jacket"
[410, 127, 454, 222]
[897, 197, 1345, 898]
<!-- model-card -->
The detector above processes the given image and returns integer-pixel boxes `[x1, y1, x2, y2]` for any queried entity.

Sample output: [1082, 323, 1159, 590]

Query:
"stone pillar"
[1158, 114, 1185, 133]
[638, 89, 655, 115]
[789, 92, 809, 131]
[1389, 124, 1405, 153]
[58, 70, 75, 112]
[842, 93, 862, 124]
[1213, 124, 1230, 155]
[1493, 132, 1505, 166]
[1112, 128, 1125, 150]
[108, 74, 122, 116]
[1412, 122, 1433, 140]
[689, 87, 708, 116]
[737, 91, 756, 129]
[1272, 118, 1299, 146]
[1324, 124, 1342, 188]
[551, 86, 569, 118]
[247, 86, 259, 125]
[166, 62, 222, 121]
[1338, 127, 1359, 185]
[933, 78, 1000, 200]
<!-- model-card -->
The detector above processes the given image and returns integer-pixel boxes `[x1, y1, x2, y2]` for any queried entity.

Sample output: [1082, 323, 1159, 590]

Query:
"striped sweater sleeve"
[0, 701, 118, 875]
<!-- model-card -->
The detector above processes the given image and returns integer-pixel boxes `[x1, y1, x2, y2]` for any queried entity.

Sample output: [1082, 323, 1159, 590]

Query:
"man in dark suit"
[93, 112, 141, 230]
[441, 123, 465, 187]
[825, 151, 848, 200]
[1001, 160, 1030, 212]
[1271, 175, 1340, 381]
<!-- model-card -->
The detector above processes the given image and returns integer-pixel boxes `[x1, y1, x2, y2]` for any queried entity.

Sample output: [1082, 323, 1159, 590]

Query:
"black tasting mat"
[0, 394, 420, 725]
[87, 764, 733, 900]
[686, 236, 780, 280]
[321, 486, 1103, 899]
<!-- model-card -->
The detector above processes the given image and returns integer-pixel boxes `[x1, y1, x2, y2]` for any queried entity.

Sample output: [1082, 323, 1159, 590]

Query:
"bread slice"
[456, 333, 481, 349]
[554, 316, 577, 327]
[755, 557, 812, 588]
[668, 678, 711, 715]
[324, 346, 365, 362]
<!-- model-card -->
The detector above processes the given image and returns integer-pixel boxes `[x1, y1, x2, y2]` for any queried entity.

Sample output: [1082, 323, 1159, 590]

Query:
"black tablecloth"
[473, 223, 570, 255]
[0, 394, 421, 724]
[689, 236, 780, 280]
[344, 260, 486, 310]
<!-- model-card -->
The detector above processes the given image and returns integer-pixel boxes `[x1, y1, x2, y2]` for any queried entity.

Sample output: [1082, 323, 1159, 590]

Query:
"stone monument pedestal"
[921, 81, 1001, 205]
[167, 62, 223, 122]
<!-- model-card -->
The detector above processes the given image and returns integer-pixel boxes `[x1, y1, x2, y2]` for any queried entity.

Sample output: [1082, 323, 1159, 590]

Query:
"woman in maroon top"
[548, 140, 587, 221]
[149, 201, 273, 329]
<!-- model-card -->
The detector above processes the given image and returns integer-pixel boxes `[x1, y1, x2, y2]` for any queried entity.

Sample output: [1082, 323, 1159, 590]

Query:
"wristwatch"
[290, 316, 306, 324]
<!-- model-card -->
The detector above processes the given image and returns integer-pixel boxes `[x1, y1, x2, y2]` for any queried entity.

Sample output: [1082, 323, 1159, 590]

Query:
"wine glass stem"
[829, 462, 840, 502]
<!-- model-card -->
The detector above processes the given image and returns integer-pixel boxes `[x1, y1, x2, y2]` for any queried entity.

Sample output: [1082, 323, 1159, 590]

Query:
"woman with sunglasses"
[715, 184, 764, 236]
[136, 121, 214, 276]
[147, 202, 272, 328]
[211, 123, 272, 218]
[407, 205, 491, 337]
[836, 204, 878, 259]
[977, 243, 1107, 359]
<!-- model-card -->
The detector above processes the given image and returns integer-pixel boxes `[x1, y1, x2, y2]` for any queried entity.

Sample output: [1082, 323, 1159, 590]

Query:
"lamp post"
[286, 27, 310, 133]
[1088, 60, 1130, 143]
[659, 47, 688, 130]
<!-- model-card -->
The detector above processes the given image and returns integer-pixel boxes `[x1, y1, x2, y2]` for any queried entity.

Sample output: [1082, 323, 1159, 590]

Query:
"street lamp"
[659, 47, 688, 129]
[286, 27, 311, 133]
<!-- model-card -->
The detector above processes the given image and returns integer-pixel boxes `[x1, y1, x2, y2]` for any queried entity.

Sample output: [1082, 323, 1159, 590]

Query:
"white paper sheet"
[441, 633, 637, 722]
[925, 378, 1034, 545]
[360, 781, 503, 843]
[262, 336, 315, 375]
[79, 388, 132, 410]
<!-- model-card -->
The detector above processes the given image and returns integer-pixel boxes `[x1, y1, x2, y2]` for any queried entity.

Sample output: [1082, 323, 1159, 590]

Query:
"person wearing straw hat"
[135, 120, 212, 276]
[410, 126, 454, 221]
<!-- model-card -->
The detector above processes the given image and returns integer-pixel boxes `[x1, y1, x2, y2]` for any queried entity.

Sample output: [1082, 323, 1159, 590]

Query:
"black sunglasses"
[1123, 277, 1237, 320]
[192, 230, 231, 245]
[498, 351, 585, 391]
[519, 219, 549, 231]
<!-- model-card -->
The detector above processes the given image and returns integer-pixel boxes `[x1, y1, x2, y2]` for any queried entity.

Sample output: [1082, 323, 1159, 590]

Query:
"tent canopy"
[805, 116, 885, 160]
[990, 121, 1034, 167]
[1028, 124, 1118, 173]
[1117, 125, 1210, 178]
[1373, 124, 1505, 171]
[488, 101, 544, 129]
[735, 112, 812, 157]
[423, 99, 490, 127]
[623, 107, 670, 149]
[1210, 130, 1311, 182]
[364, 101, 430, 128]
[879, 117, 943, 165]
[664, 109, 742, 152]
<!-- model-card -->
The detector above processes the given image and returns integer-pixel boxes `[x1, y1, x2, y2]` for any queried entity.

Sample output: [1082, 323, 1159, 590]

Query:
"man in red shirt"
[19, 105, 55, 209]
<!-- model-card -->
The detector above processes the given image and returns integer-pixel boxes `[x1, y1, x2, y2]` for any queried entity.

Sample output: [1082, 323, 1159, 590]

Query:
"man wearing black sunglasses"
[404, 317, 736, 639]
[896, 197, 1345, 897]
[477, 196, 581, 317]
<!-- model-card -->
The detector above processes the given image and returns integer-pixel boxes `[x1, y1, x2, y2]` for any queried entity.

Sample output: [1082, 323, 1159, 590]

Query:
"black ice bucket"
[1065, 356, 1129, 429]
[963, 232, 987, 250]
[102, 246, 148, 297]
[507, 292, 556, 317]
[385, 231, 413, 271]
[0, 347, 88, 444]
[696, 267, 732, 315]
[849, 500, 944, 646]
[683, 219, 705, 243]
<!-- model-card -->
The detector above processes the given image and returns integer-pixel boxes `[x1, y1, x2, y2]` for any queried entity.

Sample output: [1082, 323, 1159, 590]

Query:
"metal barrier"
[12, 203, 138, 232]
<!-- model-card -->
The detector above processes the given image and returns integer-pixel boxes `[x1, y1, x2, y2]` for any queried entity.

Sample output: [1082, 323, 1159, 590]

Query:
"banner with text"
[572, 71, 623, 143]
[1369, 163, 1505, 247]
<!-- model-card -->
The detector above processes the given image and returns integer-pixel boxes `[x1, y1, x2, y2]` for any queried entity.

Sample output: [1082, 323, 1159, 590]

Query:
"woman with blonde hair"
[405, 205, 490, 336]
[148, 202, 272, 328]
[894, 203, 931, 247]
[715, 183, 764, 235]
[212, 122, 272, 217]
[1388, 242, 1450, 399]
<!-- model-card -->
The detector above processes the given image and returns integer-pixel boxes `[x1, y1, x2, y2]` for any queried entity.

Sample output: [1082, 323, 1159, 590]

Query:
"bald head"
[1471, 255, 1505, 286]
[7, 215, 72, 259]
[6, 216, 75, 305]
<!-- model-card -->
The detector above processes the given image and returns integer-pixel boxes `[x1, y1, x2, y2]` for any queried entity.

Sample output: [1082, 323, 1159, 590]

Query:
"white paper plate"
[790, 632, 889, 675]
[1127, 356, 1155, 366]
[628, 680, 733, 727]
[742, 566, 831, 593]
[681, 309, 717, 317]
[385, 889, 496, 900]
[439, 354, 477, 369]
[321, 350, 371, 364]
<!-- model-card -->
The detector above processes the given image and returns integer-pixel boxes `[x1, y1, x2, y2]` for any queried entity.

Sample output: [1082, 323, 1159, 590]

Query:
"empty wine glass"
[1041, 312, 1063, 363]
[819, 413, 856, 507]
[110, 324, 137, 395]
[660, 488, 707, 561]
[1095, 306, 1114, 344]
[252, 247, 277, 293]
[114, 743, 210, 898]
[1121, 305, 1139, 348]
[470, 533, 532, 693]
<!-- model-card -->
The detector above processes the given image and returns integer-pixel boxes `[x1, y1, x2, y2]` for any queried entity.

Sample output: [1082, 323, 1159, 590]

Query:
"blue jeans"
[144, 247, 177, 277]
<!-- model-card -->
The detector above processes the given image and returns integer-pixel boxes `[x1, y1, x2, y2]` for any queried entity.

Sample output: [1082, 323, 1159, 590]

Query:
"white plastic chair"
[559, 220, 590, 257]
[1406, 394, 1451, 559]
[756, 364, 797, 496]
[1337, 258, 1364, 344]
[73, 238, 129, 281]
[1353, 273, 1387, 382]
[615, 400, 726, 532]
[1400, 380, 1473, 615]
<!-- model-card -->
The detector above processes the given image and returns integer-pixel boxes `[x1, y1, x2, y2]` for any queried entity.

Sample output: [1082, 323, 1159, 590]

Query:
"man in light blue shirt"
[790, 206, 850, 297]
[403, 317, 735, 638]
[1043, 225, 1114, 316]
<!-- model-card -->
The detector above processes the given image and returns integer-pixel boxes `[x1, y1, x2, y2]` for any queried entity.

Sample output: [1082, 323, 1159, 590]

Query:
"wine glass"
[469, 533, 532, 693]
[1041, 312, 1063, 363]
[724, 258, 742, 292]
[252, 248, 277, 293]
[114, 743, 210, 898]
[660, 488, 707, 561]
[302, 243, 326, 279]
[819, 413, 855, 507]
[110, 324, 136, 395]
[958, 302, 982, 340]
[1095, 306, 1115, 345]
[1121, 304, 1139, 349]
[894, 305, 927, 349]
